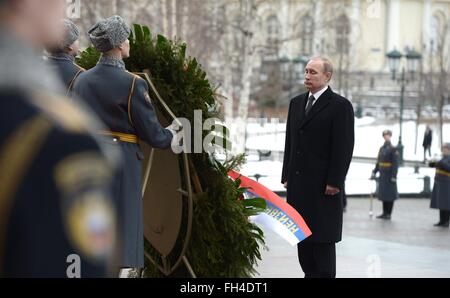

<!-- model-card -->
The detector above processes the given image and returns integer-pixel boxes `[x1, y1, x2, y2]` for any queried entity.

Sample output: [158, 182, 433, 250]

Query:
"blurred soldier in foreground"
[371, 130, 399, 220]
[429, 143, 450, 228]
[45, 19, 85, 95]
[0, 0, 119, 277]
[73, 15, 180, 271]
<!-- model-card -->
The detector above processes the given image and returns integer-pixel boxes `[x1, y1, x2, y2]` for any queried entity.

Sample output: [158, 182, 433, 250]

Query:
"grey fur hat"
[88, 15, 131, 52]
[61, 19, 80, 49]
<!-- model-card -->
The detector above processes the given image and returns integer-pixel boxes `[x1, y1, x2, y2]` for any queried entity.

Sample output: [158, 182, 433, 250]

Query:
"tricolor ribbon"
[228, 170, 312, 246]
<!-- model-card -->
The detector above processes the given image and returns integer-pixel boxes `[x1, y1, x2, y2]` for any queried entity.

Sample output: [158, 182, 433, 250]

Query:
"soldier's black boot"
[443, 211, 450, 227]
[435, 211, 450, 227]
[376, 214, 391, 220]
[377, 214, 391, 220]
[377, 203, 387, 219]
[385, 202, 393, 220]
[377, 203, 392, 220]
[434, 221, 449, 227]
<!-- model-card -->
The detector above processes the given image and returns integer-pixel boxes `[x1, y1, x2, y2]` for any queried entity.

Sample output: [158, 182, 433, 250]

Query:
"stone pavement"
[254, 198, 450, 278]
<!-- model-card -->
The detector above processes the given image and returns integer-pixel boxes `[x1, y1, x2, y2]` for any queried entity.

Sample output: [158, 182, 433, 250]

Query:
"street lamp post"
[386, 48, 422, 165]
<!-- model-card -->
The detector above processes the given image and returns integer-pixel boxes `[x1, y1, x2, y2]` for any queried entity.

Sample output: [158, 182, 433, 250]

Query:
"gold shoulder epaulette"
[125, 70, 144, 81]
[29, 91, 95, 134]
[74, 63, 86, 72]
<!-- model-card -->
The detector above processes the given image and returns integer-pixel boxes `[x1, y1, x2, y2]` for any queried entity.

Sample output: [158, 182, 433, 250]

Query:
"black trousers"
[383, 201, 394, 215]
[297, 241, 336, 278]
[424, 146, 431, 160]
[440, 210, 450, 223]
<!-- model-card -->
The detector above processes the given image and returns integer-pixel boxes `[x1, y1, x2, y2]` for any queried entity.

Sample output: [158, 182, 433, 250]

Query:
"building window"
[336, 14, 350, 54]
[430, 13, 445, 53]
[300, 14, 314, 56]
[266, 15, 280, 46]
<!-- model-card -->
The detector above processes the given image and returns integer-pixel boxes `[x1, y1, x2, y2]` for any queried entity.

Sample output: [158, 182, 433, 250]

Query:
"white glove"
[167, 127, 177, 138]
[166, 121, 182, 133]
[170, 128, 184, 154]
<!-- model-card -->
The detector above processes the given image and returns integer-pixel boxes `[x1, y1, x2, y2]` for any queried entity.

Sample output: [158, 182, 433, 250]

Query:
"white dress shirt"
[308, 85, 329, 106]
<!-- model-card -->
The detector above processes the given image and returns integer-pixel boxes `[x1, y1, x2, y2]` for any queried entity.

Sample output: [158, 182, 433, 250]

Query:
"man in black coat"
[282, 56, 355, 278]
[423, 125, 433, 162]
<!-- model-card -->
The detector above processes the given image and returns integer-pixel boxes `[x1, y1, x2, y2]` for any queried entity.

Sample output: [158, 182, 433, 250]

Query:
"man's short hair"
[383, 130, 393, 137]
[309, 56, 334, 74]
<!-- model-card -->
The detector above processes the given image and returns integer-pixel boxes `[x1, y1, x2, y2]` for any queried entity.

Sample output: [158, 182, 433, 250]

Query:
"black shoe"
[377, 214, 391, 220]
[434, 222, 449, 227]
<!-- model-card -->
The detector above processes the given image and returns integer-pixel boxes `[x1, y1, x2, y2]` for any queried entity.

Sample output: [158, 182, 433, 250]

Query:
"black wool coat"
[282, 87, 355, 243]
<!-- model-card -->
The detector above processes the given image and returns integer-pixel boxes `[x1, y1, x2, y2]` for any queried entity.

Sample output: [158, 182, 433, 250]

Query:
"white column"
[422, 0, 431, 52]
[161, 0, 168, 36]
[313, 0, 324, 54]
[350, 0, 360, 72]
[171, 0, 177, 37]
[386, 0, 400, 51]
[280, 1, 290, 57]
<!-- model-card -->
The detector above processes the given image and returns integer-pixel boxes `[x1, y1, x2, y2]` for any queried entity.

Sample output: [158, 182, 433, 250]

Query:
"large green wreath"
[77, 24, 266, 278]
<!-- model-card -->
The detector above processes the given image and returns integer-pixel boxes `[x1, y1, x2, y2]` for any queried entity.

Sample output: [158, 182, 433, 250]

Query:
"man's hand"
[283, 182, 288, 189]
[325, 185, 340, 196]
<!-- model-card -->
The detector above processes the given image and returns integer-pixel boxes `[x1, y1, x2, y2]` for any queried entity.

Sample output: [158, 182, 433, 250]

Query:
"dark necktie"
[305, 95, 315, 116]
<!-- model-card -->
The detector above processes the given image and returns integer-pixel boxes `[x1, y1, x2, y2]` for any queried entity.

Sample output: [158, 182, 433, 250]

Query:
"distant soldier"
[45, 19, 85, 95]
[371, 130, 399, 220]
[0, 0, 119, 277]
[73, 15, 180, 271]
[429, 143, 450, 228]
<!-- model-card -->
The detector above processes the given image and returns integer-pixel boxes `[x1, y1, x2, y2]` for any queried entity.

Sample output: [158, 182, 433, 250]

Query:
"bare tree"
[414, 43, 427, 154]
[431, 17, 450, 148]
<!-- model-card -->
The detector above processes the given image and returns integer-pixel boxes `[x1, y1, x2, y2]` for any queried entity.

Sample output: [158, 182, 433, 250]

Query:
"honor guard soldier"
[73, 15, 181, 271]
[371, 130, 399, 220]
[0, 0, 119, 277]
[429, 143, 450, 228]
[45, 19, 85, 95]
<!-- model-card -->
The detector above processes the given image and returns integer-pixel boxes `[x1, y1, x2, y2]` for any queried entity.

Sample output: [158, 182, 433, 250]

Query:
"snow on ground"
[240, 160, 436, 194]
[231, 117, 449, 194]
[353, 118, 449, 162]
[244, 117, 449, 161]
